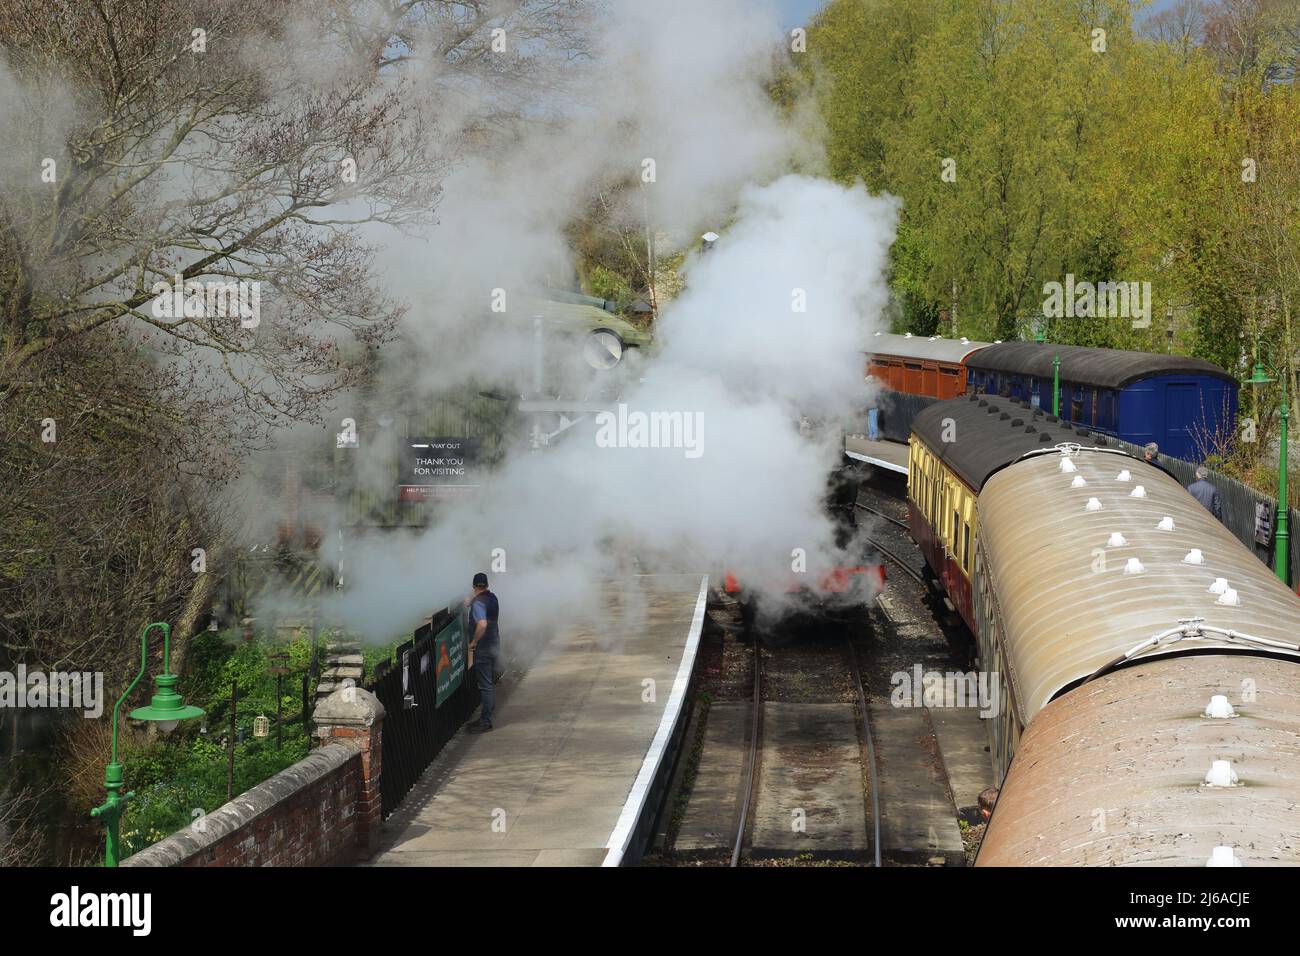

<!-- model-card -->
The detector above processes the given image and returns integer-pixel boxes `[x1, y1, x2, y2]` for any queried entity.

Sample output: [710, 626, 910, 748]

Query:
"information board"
[399, 437, 479, 501]
[434, 615, 466, 707]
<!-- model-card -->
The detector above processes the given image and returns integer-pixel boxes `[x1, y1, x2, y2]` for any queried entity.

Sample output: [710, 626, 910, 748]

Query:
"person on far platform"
[1188, 464, 1224, 522]
[1143, 441, 1174, 478]
[465, 572, 500, 734]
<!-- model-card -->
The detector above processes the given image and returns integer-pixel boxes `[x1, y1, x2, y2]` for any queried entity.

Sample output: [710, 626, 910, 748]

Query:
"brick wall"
[122, 687, 385, 867]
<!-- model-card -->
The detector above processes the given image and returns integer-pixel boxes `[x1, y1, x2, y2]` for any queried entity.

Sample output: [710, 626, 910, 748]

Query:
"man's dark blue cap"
[473, 572, 488, 588]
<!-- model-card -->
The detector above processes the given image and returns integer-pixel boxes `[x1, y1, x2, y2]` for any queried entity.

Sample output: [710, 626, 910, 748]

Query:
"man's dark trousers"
[474, 639, 499, 727]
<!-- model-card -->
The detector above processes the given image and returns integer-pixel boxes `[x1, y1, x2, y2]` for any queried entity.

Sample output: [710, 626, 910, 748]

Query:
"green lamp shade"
[1248, 362, 1276, 386]
[129, 673, 204, 725]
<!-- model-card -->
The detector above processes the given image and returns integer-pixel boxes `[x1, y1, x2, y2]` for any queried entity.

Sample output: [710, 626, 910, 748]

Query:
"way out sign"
[435, 616, 466, 707]
[399, 437, 479, 501]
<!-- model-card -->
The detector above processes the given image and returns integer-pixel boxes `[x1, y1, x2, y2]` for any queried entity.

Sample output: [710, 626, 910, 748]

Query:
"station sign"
[1255, 501, 1274, 546]
[398, 436, 479, 501]
[434, 616, 466, 707]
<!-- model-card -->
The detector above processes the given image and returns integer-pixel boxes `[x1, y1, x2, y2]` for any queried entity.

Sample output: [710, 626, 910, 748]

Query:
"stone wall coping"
[312, 686, 386, 729]
[120, 741, 361, 867]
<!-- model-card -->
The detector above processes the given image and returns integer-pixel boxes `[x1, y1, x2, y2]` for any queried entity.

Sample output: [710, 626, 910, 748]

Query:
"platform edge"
[600, 574, 709, 867]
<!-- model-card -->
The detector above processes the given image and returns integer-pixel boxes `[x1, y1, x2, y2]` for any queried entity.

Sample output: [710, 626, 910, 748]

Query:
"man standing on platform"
[466, 572, 500, 733]
[1188, 465, 1224, 522]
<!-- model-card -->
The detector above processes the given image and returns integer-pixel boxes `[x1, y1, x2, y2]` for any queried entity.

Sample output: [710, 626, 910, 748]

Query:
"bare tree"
[0, 0, 598, 863]
[1144, 0, 1209, 63]
[1202, 0, 1300, 85]
[0, 1, 445, 429]
[0, 0, 595, 432]
[0, 765, 47, 867]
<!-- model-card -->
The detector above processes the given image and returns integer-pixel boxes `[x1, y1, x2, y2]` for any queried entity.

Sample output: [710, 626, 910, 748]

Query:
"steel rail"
[845, 637, 882, 867]
[730, 638, 763, 868]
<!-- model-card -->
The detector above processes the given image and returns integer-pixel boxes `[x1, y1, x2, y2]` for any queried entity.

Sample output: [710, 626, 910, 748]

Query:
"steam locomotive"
[725, 460, 885, 643]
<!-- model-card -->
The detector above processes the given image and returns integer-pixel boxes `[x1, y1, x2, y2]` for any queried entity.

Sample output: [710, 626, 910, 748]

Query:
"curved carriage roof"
[977, 449, 1300, 723]
[966, 341, 1235, 388]
[912, 395, 1125, 491]
[977, 655, 1300, 866]
[866, 332, 990, 365]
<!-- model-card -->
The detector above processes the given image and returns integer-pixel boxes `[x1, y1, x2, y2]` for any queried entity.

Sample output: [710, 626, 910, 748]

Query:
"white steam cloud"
[379, 0, 800, 387]
[330, 175, 899, 639]
[231, 0, 902, 643]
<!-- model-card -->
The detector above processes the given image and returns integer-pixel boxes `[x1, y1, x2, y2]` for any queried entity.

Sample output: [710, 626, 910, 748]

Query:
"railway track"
[855, 501, 908, 530]
[865, 535, 926, 586]
[854, 499, 928, 587]
[855, 474, 992, 864]
[647, 473, 981, 867]
[722, 632, 883, 868]
[730, 637, 763, 867]
[845, 636, 883, 868]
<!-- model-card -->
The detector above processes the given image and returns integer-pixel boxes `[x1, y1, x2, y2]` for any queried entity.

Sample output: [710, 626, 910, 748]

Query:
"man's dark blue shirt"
[470, 590, 500, 646]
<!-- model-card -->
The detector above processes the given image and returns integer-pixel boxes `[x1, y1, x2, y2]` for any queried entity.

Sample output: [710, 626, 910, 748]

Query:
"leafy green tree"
[811, 0, 1143, 341]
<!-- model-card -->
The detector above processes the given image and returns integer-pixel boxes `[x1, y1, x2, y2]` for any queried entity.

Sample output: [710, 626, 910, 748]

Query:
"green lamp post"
[1033, 320, 1059, 413]
[1247, 355, 1290, 584]
[1052, 351, 1061, 417]
[91, 621, 204, 867]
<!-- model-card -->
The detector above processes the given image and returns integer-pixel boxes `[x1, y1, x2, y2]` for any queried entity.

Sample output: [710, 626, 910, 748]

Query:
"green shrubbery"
[120, 729, 311, 856]
[585, 264, 635, 311]
[118, 630, 314, 855]
[116, 627, 408, 856]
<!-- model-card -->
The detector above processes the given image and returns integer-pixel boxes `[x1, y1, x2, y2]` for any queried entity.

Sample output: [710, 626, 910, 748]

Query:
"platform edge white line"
[845, 450, 908, 474]
[601, 574, 709, 867]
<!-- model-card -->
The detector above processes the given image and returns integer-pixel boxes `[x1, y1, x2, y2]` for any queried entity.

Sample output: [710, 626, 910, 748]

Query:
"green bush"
[115, 624, 416, 857]
[117, 630, 320, 857]
[121, 726, 312, 856]
[586, 265, 634, 309]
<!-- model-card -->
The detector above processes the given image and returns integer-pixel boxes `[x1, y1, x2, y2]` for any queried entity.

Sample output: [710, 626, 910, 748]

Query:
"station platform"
[844, 435, 909, 475]
[369, 573, 708, 867]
